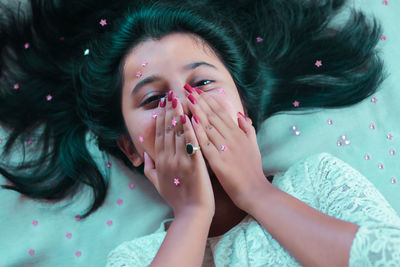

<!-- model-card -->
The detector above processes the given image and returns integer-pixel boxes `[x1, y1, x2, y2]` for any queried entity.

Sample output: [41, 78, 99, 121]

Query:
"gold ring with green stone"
[186, 143, 201, 155]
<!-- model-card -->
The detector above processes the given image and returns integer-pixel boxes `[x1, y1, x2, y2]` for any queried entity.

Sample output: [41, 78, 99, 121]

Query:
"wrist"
[175, 206, 214, 223]
[238, 179, 275, 213]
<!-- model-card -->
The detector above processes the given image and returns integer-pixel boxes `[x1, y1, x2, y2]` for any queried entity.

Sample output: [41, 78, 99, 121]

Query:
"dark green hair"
[0, 0, 384, 218]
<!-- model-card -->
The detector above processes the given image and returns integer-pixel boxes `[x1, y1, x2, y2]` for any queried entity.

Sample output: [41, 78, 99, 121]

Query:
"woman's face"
[118, 33, 246, 166]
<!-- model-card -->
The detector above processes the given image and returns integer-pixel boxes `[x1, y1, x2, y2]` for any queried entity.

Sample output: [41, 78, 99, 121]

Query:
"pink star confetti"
[369, 123, 375, 130]
[294, 131, 301, 136]
[32, 220, 38, 226]
[391, 178, 397, 184]
[387, 133, 393, 140]
[75, 251, 82, 257]
[46, 94, 52, 101]
[173, 178, 180, 186]
[106, 161, 112, 168]
[221, 145, 227, 151]
[75, 215, 81, 221]
[383, 0, 388, 5]
[152, 112, 158, 119]
[13, 83, 19, 90]
[256, 37, 264, 43]
[171, 118, 177, 127]
[291, 125, 297, 131]
[378, 163, 384, 169]
[99, 19, 107, 27]
[107, 220, 113, 226]
[117, 199, 123, 205]
[390, 149, 396, 155]
[327, 119, 333, 125]
[24, 43, 30, 49]
[141, 61, 148, 67]
[139, 136, 144, 143]
[29, 249, 35, 256]
[364, 154, 371, 160]
[66, 233, 72, 239]
[292, 100, 300, 107]
[315, 60, 322, 67]
[136, 71, 142, 78]
[129, 183, 135, 189]
[371, 97, 377, 103]
[380, 35, 386, 41]
[218, 88, 225, 94]
[27, 138, 33, 145]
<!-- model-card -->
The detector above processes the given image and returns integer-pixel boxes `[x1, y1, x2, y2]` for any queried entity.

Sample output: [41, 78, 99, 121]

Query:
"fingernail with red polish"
[194, 87, 203, 95]
[184, 83, 194, 94]
[193, 114, 200, 124]
[188, 94, 197, 104]
[238, 112, 246, 119]
[180, 114, 186, 124]
[168, 91, 174, 101]
[160, 97, 166, 108]
[172, 98, 177, 108]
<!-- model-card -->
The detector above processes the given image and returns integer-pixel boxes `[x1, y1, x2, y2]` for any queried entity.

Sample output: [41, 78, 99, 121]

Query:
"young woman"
[1, 0, 398, 266]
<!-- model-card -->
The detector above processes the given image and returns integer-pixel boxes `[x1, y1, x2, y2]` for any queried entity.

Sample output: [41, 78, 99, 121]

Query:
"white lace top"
[106, 153, 400, 266]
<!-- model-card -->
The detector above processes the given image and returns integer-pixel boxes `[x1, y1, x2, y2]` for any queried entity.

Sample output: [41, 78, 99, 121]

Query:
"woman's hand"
[185, 87, 268, 211]
[143, 92, 215, 218]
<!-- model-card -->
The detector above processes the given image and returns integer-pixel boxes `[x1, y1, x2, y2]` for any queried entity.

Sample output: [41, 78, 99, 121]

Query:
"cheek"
[125, 111, 157, 154]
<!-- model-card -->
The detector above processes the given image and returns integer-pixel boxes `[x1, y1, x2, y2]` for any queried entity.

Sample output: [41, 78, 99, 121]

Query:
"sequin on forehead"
[139, 136, 144, 143]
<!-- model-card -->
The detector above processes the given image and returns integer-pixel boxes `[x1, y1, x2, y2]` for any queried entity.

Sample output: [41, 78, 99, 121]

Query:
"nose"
[171, 84, 192, 117]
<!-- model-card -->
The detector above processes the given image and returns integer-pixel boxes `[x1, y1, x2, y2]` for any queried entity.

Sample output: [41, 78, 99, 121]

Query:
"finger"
[175, 114, 188, 159]
[182, 115, 202, 159]
[237, 112, 251, 134]
[155, 97, 167, 157]
[143, 151, 159, 190]
[186, 89, 231, 139]
[164, 91, 176, 155]
[190, 113, 219, 160]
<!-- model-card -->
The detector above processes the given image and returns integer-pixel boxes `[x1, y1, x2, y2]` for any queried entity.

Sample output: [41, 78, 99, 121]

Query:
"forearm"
[150, 208, 213, 267]
[245, 182, 359, 267]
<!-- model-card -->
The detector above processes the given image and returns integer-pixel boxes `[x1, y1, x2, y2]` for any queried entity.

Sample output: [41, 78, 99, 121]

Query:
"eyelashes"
[140, 80, 215, 107]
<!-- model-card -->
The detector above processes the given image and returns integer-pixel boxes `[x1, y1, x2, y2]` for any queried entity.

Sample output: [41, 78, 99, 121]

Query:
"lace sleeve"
[310, 153, 400, 266]
[106, 232, 166, 267]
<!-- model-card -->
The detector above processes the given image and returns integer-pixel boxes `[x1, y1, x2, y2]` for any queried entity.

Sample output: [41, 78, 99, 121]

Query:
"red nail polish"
[188, 94, 197, 104]
[180, 114, 186, 124]
[168, 91, 174, 101]
[172, 98, 177, 108]
[194, 87, 203, 95]
[160, 97, 166, 107]
[184, 83, 194, 94]
[193, 114, 200, 124]
[238, 112, 246, 119]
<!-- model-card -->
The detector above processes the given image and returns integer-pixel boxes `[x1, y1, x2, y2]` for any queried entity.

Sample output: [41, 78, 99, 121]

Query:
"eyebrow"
[130, 61, 217, 96]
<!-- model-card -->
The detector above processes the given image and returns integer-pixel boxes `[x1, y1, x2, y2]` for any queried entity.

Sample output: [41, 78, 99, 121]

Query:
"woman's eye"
[141, 94, 165, 106]
[195, 80, 214, 87]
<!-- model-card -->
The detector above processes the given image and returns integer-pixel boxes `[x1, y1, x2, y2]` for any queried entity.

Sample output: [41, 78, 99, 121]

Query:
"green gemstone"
[186, 143, 193, 154]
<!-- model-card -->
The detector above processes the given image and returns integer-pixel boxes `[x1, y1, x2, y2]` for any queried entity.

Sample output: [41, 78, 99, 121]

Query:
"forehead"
[123, 33, 218, 75]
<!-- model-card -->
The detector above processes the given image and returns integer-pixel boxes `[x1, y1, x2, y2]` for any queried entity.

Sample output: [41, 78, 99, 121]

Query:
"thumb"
[143, 152, 159, 189]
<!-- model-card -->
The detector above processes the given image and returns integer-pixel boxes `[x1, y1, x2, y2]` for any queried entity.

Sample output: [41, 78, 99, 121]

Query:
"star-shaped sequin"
[99, 19, 107, 27]
[13, 83, 19, 90]
[172, 118, 177, 127]
[256, 37, 263, 43]
[139, 136, 144, 143]
[46, 94, 52, 101]
[292, 100, 300, 107]
[174, 178, 180, 186]
[136, 71, 142, 78]
[24, 43, 30, 49]
[315, 60, 322, 67]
